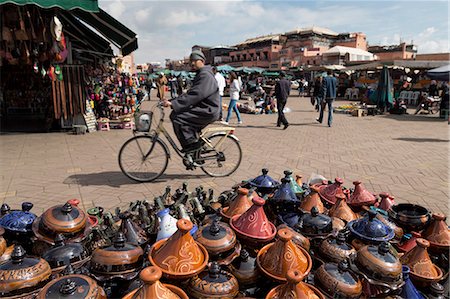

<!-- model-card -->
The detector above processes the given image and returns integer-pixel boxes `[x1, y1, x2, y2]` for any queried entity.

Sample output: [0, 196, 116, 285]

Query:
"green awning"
[73, 8, 138, 56]
[0, 0, 98, 12]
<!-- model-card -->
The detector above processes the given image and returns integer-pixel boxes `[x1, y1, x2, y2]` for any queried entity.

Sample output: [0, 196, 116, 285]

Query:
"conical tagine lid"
[317, 178, 344, 205]
[421, 213, 450, 250]
[328, 194, 358, 223]
[221, 188, 253, 221]
[348, 181, 376, 207]
[400, 238, 443, 281]
[265, 269, 325, 299]
[300, 185, 325, 213]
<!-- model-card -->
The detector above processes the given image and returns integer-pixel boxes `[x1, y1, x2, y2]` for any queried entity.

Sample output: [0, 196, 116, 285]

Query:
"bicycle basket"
[134, 111, 153, 132]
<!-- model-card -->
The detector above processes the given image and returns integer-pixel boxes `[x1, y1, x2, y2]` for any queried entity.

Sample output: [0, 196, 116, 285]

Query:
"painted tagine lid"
[0, 245, 52, 297]
[421, 213, 450, 251]
[249, 168, 280, 191]
[377, 192, 395, 211]
[318, 230, 356, 263]
[348, 181, 376, 207]
[149, 219, 209, 280]
[283, 170, 304, 195]
[0, 202, 36, 233]
[265, 269, 325, 299]
[400, 238, 443, 285]
[328, 194, 358, 223]
[220, 188, 253, 222]
[195, 218, 237, 258]
[295, 206, 333, 237]
[90, 232, 144, 279]
[230, 196, 277, 244]
[257, 228, 312, 282]
[317, 177, 344, 205]
[277, 224, 310, 251]
[42, 234, 89, 272]
[271, 177, 300, 208]
[187, 262, 239, 299]
[348, 210, 395, 243]
[36, 274, 107, 299]
[119, 212, 148, 246]
[314, 260, 362, 299]
[300, 185, 325, 213]
[122, 266, 188, 299]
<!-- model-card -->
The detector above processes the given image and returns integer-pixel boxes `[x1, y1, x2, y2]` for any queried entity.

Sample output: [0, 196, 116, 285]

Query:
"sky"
[98, 0, 450, 64]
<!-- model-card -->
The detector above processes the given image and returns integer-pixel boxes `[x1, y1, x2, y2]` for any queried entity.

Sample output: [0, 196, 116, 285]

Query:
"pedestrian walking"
[169, 75, 178, 98]
[313, 75, 324, 111]
[223, 71, 242, 125]
[156, 72, 168, 101]
[275, 72, 291, 129]
[176, 75, 184, 96]
[212, 67, 226, 121]
[317, 71, 337, 127]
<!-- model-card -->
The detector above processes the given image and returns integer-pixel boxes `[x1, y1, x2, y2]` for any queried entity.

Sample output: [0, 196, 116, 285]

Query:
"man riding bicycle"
[162, 50, 220, 168]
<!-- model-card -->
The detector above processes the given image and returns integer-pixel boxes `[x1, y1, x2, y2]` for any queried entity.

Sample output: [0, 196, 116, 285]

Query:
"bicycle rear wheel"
[118, 135, 169, 182]
[200, 134, 242, 177]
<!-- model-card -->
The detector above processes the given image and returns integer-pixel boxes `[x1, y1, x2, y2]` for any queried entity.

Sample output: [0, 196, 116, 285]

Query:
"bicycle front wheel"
[118, 135, 169, 182]
[200, 134, 242, 177]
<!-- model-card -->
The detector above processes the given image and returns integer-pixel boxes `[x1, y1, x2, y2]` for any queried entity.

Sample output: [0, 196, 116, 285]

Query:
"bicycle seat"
[200, 125, 235, 137]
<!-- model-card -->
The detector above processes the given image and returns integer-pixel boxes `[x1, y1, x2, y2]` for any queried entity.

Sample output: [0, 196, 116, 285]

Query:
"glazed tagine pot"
[328, 194, 358, 223]
[90, 232, 144, 281]
[347, 210, 395, 248]
[317, 177, 344, 206]
[265, 269, 325, 299]
[32, 201, 92, 245]
[388, 203, 431, 232]
[42, 234, 90, 274]
[248, 168, 280, 194]
[156, 208, 178, 241]
[421, 213, 450, 253]
[283, 170, 304, 197]
[220, 188, 253, 223]
[299, 185, 325, 214]
[149, 219, 209, 280]
[318, 230, 356, 263]
[36, 273, 107, 299]
[270, 177, 300, 214]
[122, 266, 188, 299]
[228, 248, 259, 289]
[370, 207, 404, 243]
[230, 196, 277, 248]
[257, 227, 312, 282]
[195, 218, 240, 265]
[349, 242, 403, 291]
[399, 266, 424, 299]
[314, 260, 362, 299]
[294, 206, 333, 239]
[277, 224, 310, 251]
[400, 238, 443, 287]
[0, 245, 52, 299]
[347, 180, 376, 208]
[118, 212, 148, 246]
[0, 202, 36, 251]
[187, 262, 239, 299]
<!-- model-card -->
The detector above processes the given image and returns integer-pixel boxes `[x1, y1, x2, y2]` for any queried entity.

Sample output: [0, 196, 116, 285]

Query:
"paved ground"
[0, 93, 448, 217]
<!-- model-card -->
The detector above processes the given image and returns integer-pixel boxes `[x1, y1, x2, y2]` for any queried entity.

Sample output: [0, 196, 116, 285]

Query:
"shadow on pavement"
[64, 171, 208, 187]
[380, 114, 445, 122]
[393, 137, 449, 143]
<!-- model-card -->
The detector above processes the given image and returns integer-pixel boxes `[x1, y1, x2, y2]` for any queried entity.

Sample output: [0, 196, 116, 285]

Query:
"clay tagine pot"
[283, 170, 304, 196]
[230, 196, 276, 248]
[228, 248, 259, 288]
[318, 230, 356, 263]
[42, 234, 90, 274]
[0, 245, 52, 298]
[421, 213, 450, 253]
[376, 192, 395, 211]
[328, 194, 358, 223]
[122, 266, 188, 299]
[248, 168, 280, 194]
[348, 210, 395, 245]
[195, 218, 240, 265]
[149, 219, 208, 280]
[277, 224, 310, 251]
[265, 269, 325, 299]
[90, 232, 144, 281]
[220, 188, 253, 223]
[270, 177, 300, 214]
[400, 238, 443, 287]
[294, 206, 333, 239]
[187, 262, 239, 299]
[300, 185, 325, 213]
[257, 227, 312, 282]
[314, 260, 362, 299]
[347, 181, 376, 207]
[37, 274, 107, 299]
[388, 203, 431, 232]
[119, 212, 148, 246]
[317, 177, 344, 205]
[0, 202, 36, 251]
[0, 227, 6, 256]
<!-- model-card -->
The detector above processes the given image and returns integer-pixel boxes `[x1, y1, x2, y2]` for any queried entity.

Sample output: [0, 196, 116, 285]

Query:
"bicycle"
[118, 102, 242, 182]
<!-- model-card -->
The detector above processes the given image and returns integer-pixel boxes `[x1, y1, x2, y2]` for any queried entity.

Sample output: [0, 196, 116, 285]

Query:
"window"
[313, 60, 315, 65]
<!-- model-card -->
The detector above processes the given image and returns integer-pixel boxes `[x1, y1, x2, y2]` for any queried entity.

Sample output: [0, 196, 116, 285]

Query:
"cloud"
[105, 0, 125, 19]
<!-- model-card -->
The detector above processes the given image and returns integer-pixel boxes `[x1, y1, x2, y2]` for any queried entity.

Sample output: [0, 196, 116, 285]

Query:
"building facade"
[368, 43, 417, 61]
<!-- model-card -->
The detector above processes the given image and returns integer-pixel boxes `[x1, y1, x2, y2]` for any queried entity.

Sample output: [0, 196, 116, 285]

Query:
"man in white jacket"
[212, 67, 226, 120]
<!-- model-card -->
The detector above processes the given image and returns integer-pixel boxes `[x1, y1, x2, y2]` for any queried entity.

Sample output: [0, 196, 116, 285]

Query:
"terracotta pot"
[300, 185, 325, 213]
[0, 227, 6, 256]
[388, 203, 431, 232]
[348, 181, 376, 207]
[228, 248, 259, 288]
[187, 262, 239, 299]
[331, 217, 346, 232]
[37, 274, 107, 299]
[376, 192, 395, 211]
[421, 213, 450, 253]
[400, 238, 443, 287]
[122, 266, 188, 299]
[265, 269, 325, 299]
[0, 245, 52, 298]
[314, 260, 362, 299]
[230, 196, 276, 247]
[277, 224, 310, 251]
[328, 194, 358, 223]
[318, 231, 356, 263]
[257, 228, 312, 282]
[220, 188, 253, 223]
[149, 219, 208, 280]
[317, 178, 344, 205]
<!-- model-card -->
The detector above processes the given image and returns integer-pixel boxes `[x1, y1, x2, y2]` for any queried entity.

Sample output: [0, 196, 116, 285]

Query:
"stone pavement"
[0, 94, 448, 217]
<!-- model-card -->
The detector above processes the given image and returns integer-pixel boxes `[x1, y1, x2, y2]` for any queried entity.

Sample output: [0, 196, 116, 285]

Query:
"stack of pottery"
[0, 202, 36, 252]
[421, 213, 450, 253]
[248, 168, 280, 195]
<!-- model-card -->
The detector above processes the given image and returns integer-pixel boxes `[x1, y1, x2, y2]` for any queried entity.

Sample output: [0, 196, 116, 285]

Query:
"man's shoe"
[220, 121, 229, 125]
[237, 121, 243, 125]
[316, 118, 322, 123]
[283, 124, 289, 130]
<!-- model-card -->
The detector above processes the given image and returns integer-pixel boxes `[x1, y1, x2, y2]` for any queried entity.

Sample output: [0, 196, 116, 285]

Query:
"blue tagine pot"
[249, 168, 280, 195]
[400, 265, 424, 299]
[0, 202, 36, 252]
